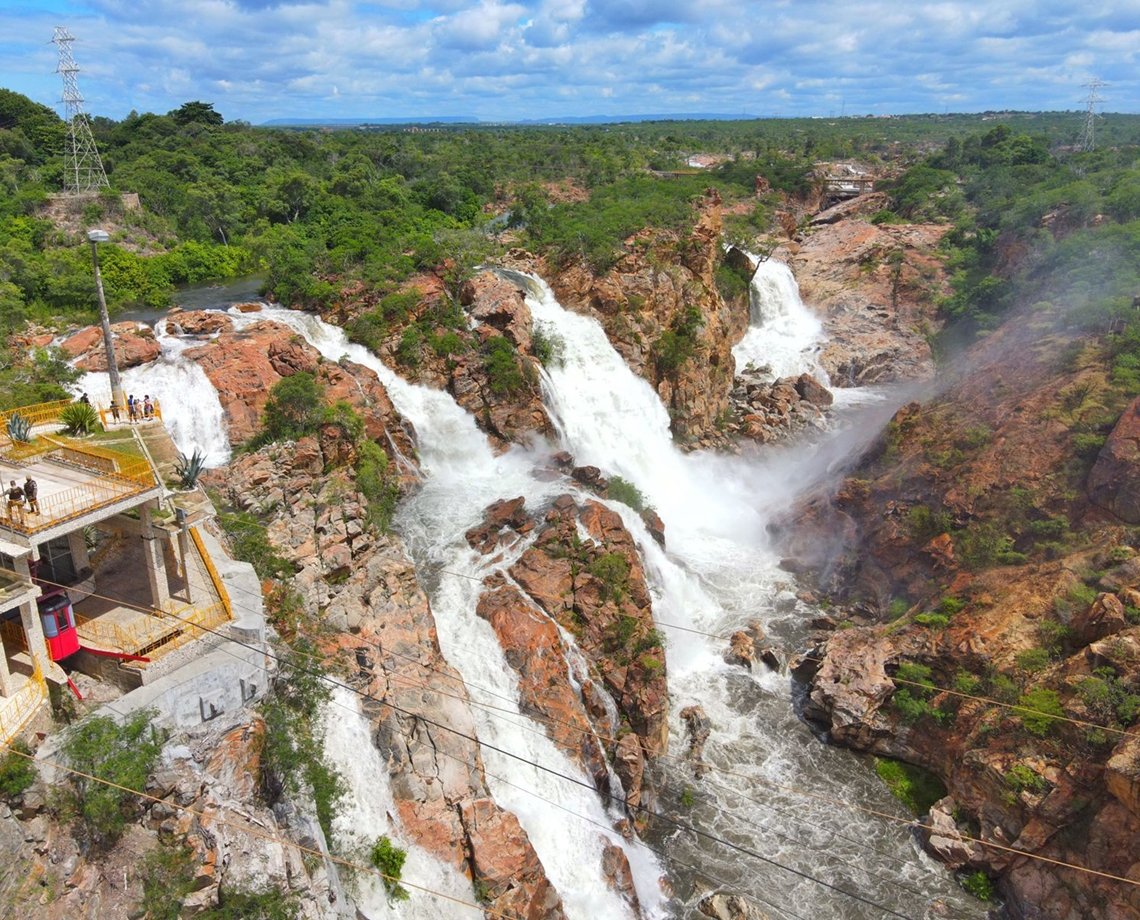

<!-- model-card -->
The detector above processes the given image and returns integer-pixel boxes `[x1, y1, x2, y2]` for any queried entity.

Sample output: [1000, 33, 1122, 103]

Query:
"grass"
[873, 757, 947, 815]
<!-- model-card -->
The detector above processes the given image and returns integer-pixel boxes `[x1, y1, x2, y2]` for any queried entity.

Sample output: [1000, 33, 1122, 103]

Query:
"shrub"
[961, 871, 996, 901]
[482, 336, 526, 395]
[953, 670, 982, 694]
[1016, 687, 1065, 736]
[395, 326, 423, 368]
[0, 738, 36, 799]
[1015, 648, 1051, 674]
[588, 552, 630, 602]
[355, 440, 400, 533]
[60, 401, 99, 435]
[258, 372, 324, 444]
[370, 835, 410, 902]
[913, 612, 949, 628]
[606, 475, 648, 513]
[60, 709, 164, 846]
[217, 509, 293, 580]
[873, 757, 947, 815]
[653, 307, 702, 377]
[1005, 763, 1047, 794]
[531, 326, 564, 367]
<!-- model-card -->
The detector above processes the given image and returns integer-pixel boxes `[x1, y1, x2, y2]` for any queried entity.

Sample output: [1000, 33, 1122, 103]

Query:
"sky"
[0, 0, 1137, 124]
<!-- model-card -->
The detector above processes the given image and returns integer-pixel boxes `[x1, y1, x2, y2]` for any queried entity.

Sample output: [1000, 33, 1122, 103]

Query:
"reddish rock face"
[550, 190, 750, 447]
[60, 321, 162, 371]
[168, 310, 234, 335]
[1088, 396, 1140, 523]
[773, 213, 949, 386]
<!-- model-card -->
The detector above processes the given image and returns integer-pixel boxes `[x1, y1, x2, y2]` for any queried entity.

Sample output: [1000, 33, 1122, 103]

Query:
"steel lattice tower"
[52, 27, 110, 194]
[1077, 79, 1106, 153]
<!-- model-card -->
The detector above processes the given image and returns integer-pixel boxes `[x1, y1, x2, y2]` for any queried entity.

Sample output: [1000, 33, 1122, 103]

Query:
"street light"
[87, 228, 125, 416]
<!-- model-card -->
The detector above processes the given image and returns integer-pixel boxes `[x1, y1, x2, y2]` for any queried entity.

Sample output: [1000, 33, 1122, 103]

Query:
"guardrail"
[0, 669, 46, 744]
[190, 527, 233, 621]
[0, 399, 73, 432]
[97, 399, 163, 428]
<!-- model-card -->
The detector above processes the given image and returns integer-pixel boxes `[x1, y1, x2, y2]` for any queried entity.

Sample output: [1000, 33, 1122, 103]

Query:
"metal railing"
[0, 619, 28, 652]
[76, 599, 229, 660]
[190, 527, 233, 621]
[0, 399, 73, 432]
[0, 668, 46, 745]
[96, 399, 163, 429]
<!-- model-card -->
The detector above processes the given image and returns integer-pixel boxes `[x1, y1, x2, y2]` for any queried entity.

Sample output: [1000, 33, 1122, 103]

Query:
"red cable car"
[38, 589, 79, 661]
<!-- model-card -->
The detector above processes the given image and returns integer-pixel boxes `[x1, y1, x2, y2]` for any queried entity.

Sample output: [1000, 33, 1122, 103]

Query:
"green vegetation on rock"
[873, 757, 947, 815]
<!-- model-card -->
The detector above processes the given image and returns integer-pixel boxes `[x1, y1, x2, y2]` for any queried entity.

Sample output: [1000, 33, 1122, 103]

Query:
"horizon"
[0, 2, 1135, 125]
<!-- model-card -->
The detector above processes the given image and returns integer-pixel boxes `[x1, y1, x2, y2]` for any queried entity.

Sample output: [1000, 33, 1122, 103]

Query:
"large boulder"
[1088, 396, 1140, 523]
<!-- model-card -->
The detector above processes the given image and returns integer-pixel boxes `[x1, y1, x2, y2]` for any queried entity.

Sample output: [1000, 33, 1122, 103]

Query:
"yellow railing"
[0, 671, 47, 745]
[97, 399, 162, 428]
[190, 527, 233, 621]
[0, 399, 73, 432]
[2, 477, 147, 535]
[0, 620, 27, 652]
[76, 600, 229, 660]
[40, 435, 157, 486]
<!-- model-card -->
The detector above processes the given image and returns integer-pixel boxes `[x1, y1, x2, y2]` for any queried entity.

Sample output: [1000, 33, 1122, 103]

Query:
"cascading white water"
[521, 270, 988, 918]
[322, 687, 474, 918]
[136, 265, 984, 918]
[74, 319, 231, 466]
[732, 258, 828, 383]
[226, 306, 668, 920]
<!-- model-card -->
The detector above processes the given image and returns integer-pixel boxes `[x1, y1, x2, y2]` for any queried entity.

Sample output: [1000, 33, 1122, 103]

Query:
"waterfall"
[139, 266, 982, 918]
[74, 319, 231, 467]
[322, 687, 473, 918]
[732, 258, 828, 383]
[227, 306, 667, 920]
[520, 270, 986, 918]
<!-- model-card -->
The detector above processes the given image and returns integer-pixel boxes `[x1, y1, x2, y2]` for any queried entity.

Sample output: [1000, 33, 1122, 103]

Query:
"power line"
[37, 574, 924, 918]
[0, 742, 497, 918]
[38, 570, 1137, 903]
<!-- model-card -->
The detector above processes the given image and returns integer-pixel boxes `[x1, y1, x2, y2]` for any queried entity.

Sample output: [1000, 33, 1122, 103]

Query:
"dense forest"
[1, 86, 1139, 408]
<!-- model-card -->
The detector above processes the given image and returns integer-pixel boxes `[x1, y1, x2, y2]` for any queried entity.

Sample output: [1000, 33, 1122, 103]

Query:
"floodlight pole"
[88, 229, 125, 414]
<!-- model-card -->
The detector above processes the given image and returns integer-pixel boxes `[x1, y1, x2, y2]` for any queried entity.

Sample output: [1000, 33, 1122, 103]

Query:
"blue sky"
[1, 0, 1137, 123]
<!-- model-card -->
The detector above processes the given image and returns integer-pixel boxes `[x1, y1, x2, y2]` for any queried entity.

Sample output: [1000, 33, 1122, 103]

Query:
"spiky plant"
[61, 402, 100, 435]
[6, 413, 32, 443]
[174, 448, 207, 489]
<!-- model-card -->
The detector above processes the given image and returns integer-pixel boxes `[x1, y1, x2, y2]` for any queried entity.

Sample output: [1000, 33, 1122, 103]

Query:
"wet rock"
[697, 891, 772, 919]
[600, 840, 641, 916]
[680, 705, 712, 777]
[572, 465, 606, 490]
[641, 508, 666, 547]
[793, 372, 833, 407]
[60, 321, 162, 371]
[459, 799, 566, 920]
[169, 310, 233, 335]
[460, 272, 534, 354]
[613, 733, 646, 809]
[923, 797, 982, 869]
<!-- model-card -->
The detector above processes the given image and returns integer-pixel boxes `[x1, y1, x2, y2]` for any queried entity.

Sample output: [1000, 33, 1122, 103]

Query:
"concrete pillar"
[66, 529, 91, 575]
[140, 502, 171, 612]
[18, 599, 49, 676]
[177, 526, 192, 603]
[0, 638, 13, 697]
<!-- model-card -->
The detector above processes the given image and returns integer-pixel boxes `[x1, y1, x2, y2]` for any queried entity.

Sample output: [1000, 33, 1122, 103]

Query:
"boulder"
[1088, 397, 1140, 523]
[60, 321, 162, 371]
[1071, 592, 1128, 646]
[697, 892, 772, 919]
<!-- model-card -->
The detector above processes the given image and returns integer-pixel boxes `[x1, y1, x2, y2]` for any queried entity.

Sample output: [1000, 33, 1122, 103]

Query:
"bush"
[60, 709, 164, 846]
[0, 738, 36, 799]
[1015, 648, 1051, 674]
[606, 475, 648, 513]
[370, 835, 410, 901]
[258, 372, 324, 444]
[960, 871, 996, 901]
[60, 401, 100, 435]
[531, 326, 564, 367]
[482, 336, 526, 396]
[873, 757, 947, 815]
[588, 552, 630, 602]
[1016, 687, 1065, 736]
[1005, 763, 1047, 794]
[913, 612, 949, 628]
[217, 509, 293, 580]
[355, 440, 400, 533]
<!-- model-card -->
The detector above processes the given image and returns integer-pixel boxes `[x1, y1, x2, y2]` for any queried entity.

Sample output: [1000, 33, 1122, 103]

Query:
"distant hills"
[262, 112, 758, 127]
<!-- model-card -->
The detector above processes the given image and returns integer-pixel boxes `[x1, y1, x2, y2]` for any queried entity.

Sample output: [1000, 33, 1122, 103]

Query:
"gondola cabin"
[38, 589, 79, 661]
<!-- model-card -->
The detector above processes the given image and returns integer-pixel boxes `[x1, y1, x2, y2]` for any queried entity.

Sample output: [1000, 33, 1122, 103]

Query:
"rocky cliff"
[548, 189, 751, 447]
[789, 299, 1140, 919]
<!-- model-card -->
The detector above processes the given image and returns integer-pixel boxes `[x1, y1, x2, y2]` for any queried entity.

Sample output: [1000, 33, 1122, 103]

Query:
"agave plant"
[6, 412, 32, 443]
[174, 448, 208, 489]
[60, 401, 100, 435]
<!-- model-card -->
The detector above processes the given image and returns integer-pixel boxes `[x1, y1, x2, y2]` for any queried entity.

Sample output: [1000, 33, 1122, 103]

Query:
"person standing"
[6, 480, 24, 524]
[127, 394, 138, 423]
[143, 395, 153, 420]
[23, 475, 38, 515]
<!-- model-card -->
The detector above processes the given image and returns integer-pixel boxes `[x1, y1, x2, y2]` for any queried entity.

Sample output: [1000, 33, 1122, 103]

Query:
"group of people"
[108, 394, 156, 423]
[5, 475, 39, 524]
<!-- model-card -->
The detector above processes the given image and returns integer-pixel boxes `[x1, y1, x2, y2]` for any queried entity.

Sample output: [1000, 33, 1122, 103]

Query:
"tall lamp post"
[87, 229, 125, 415]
